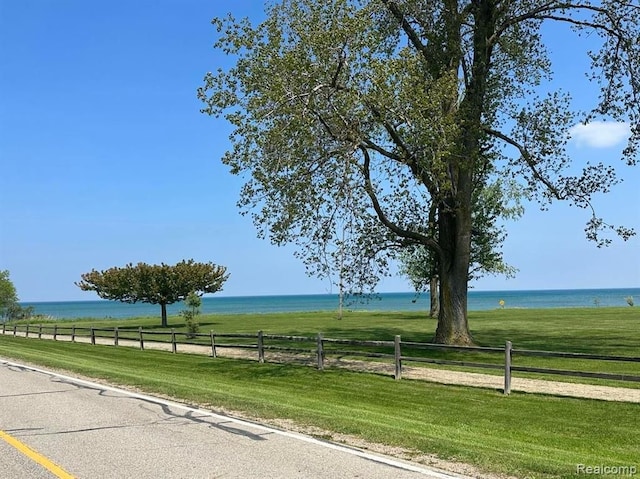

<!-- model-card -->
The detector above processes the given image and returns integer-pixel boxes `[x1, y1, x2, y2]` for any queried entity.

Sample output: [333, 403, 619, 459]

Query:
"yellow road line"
[0, 429, 75, 479]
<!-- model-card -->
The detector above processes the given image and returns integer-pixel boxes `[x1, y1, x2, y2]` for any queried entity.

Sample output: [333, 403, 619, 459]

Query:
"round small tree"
[77, 260, 228, 327]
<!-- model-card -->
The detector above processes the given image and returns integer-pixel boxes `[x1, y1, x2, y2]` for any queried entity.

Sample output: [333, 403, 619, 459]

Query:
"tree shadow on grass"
[115, 319, 221, 331]
[194, 357, 326, 381]
[472, 327, 639, 355]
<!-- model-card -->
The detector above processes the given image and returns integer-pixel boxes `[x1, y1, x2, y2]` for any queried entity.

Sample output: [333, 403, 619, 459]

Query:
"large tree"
[77, 260, 228, 327]
[199, 0, 639, 344]
[400, 177, 524, 317]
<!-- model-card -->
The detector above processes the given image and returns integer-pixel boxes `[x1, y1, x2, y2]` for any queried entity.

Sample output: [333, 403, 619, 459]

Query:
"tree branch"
[360, 138, 404, 162]
[490, 2, 623, 46]
[364, 102, 440, 195]
[380, 0, 431, 62]
[482, 126, 565, 199]
[360, 146, 441, 254]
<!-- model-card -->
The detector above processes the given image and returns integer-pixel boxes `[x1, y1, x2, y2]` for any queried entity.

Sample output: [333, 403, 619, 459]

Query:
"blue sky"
[1, 1, 638, 302]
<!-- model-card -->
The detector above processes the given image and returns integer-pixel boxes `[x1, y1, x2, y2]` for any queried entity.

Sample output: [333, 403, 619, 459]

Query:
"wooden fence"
[2, 322, 640, 395]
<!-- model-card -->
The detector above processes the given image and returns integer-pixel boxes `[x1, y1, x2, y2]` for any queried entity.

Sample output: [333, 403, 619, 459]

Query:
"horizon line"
[20, 286, 640, 304]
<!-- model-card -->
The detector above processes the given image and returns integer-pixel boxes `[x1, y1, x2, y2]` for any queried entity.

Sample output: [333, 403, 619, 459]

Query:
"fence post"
[504, 341, 512, 395]
[139, 327, 144, 350]
[210, 331, 217, 358]
[25, 324, 30, 338]
[38, 324, 42, 339]
[13, 324, 17, 336]
[171, 329, 177, 354]
[316, 333, 324, 370]
[90, 327, 95, 345]
[114, 327, 119, 346]
[257, 330, 265, 363]
[53, 325, 57, 341]
[71, 326, 76, 342]
[394, 335, 402, 380]
[2, 322, 5, 334]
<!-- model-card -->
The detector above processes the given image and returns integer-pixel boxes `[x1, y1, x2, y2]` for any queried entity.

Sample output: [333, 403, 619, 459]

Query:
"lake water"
[21, 288, 639, 320]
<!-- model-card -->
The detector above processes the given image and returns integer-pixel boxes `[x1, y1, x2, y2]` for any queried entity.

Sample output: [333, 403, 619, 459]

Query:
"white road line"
[1, 359, 465, 478]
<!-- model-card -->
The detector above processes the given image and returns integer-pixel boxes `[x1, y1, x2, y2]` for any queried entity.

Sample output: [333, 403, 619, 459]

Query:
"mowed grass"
[0, 335, 638, 479]
[46, 306, 638, 353]
[15, 306, 640, 385]
[2, 307, 640, 478]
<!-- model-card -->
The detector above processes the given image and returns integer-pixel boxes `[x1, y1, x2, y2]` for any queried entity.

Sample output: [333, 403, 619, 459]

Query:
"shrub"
[181, 292, 202, 337]
[5, 304, 35, 321]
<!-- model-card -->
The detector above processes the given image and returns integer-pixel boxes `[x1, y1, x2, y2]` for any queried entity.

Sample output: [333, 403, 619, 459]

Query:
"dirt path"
[20, 332, 638, 403]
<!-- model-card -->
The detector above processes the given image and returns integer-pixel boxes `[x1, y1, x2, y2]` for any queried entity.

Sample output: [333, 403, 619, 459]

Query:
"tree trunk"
[429, 275, 439, 318]
[434, 204, 474, 345]
[160, 303, 168, 328]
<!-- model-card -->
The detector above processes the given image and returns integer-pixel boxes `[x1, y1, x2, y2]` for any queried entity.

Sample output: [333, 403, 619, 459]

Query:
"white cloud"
[569, 121, 631, 148]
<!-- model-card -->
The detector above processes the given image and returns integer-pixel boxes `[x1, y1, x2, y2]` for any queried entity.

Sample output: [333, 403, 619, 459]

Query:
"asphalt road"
[0, 360, 462, 479]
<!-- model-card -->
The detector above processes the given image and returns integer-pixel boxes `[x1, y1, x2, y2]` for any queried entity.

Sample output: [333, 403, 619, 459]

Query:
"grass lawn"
[9, 307, 640, 385]
[1, 306, 639, 479]
[30, 306, 638, 355]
